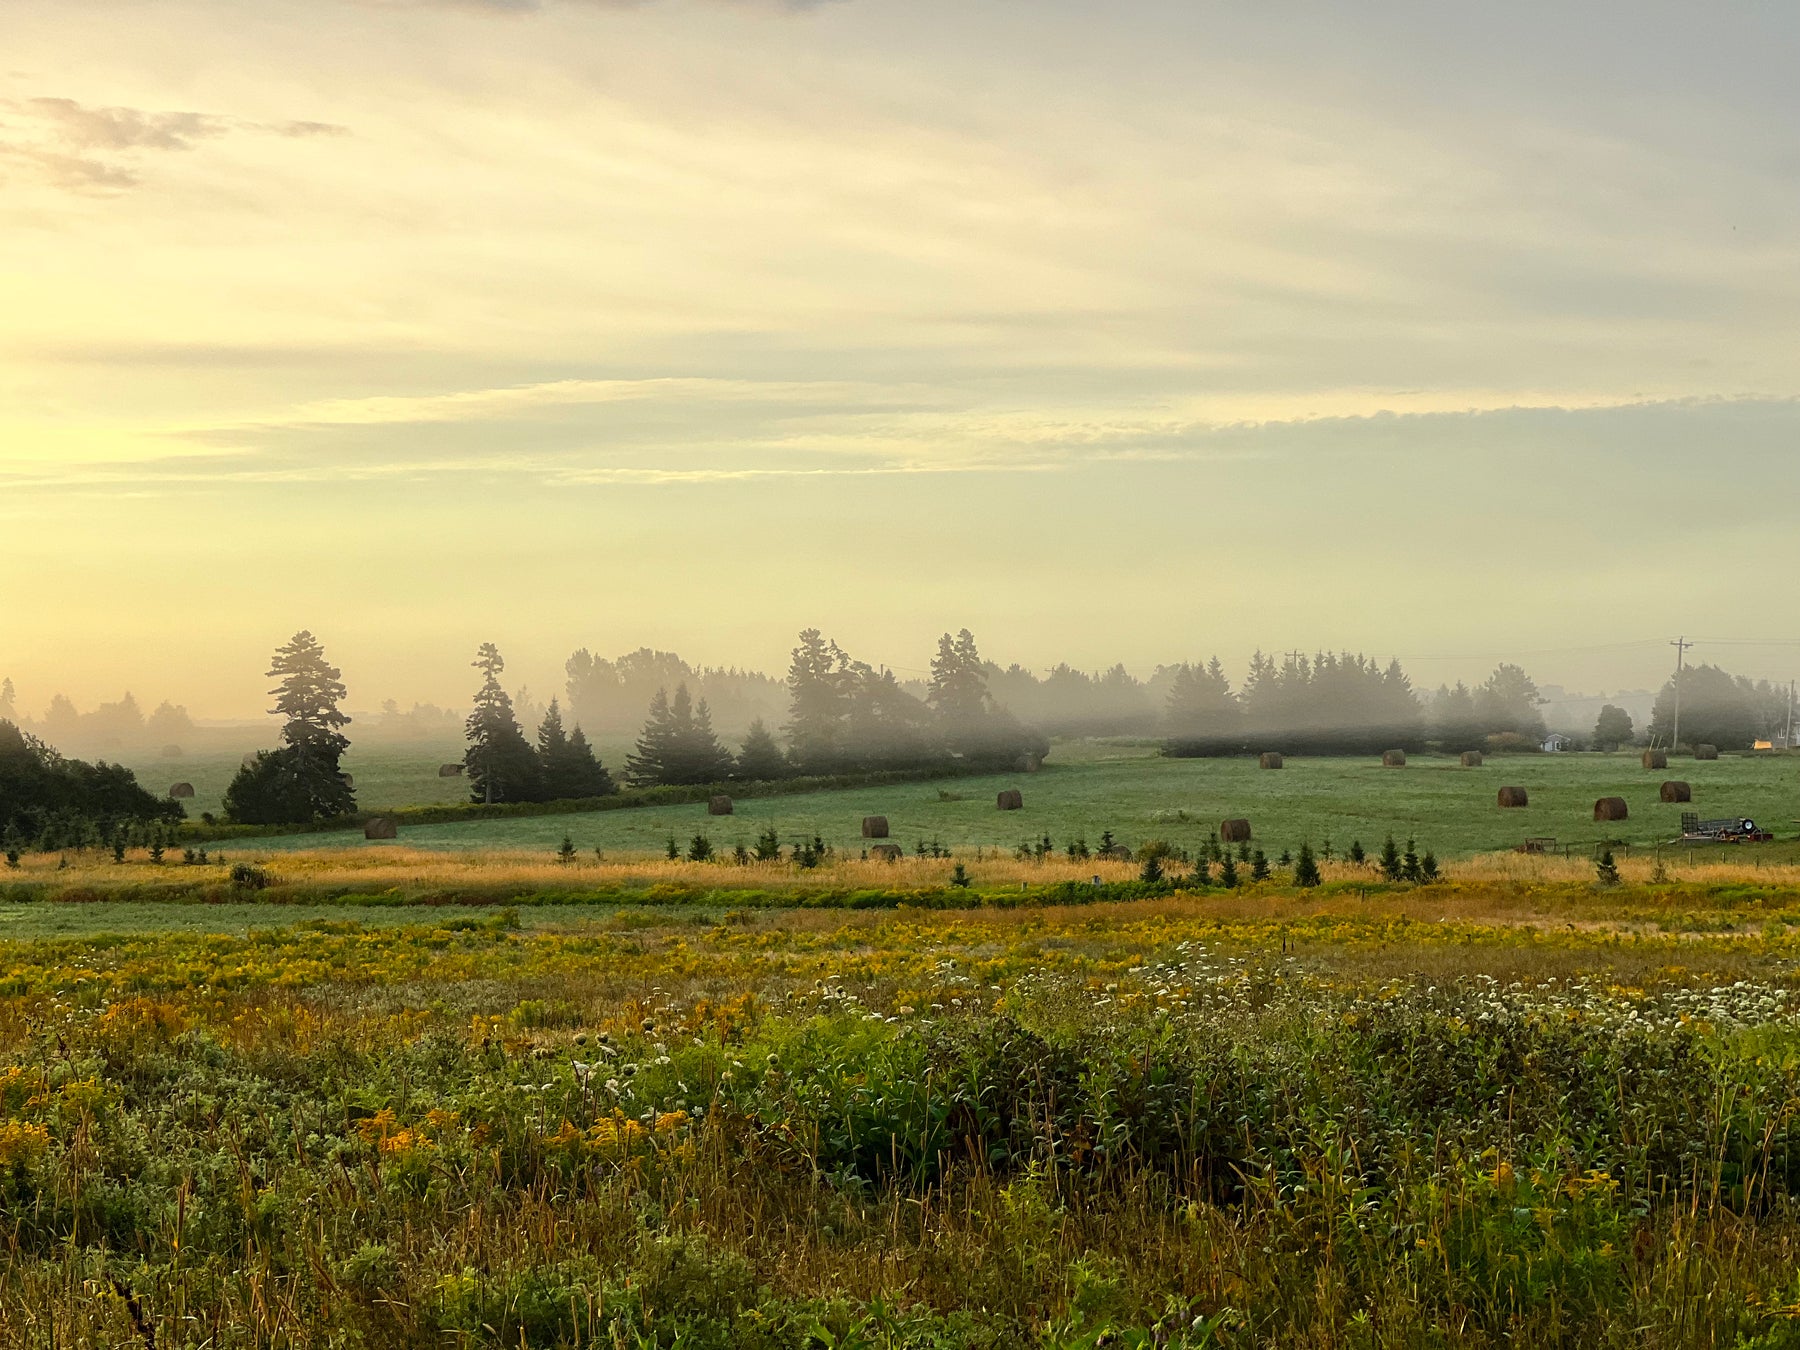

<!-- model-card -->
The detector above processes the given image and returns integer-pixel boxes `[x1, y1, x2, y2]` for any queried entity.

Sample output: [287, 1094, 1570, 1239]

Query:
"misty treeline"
[1163, 655, 1550, 757]
[0, 677, 194, 755]
[0, 721, 182, 858]
[1646, 664, 1795, 750]
[468, 628, 1047, 799]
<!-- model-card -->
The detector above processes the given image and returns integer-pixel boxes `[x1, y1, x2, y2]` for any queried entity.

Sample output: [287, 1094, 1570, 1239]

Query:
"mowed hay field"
[232, 743, 1799, 862]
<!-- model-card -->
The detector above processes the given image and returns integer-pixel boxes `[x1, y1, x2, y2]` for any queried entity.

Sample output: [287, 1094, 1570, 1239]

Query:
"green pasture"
[231, 744, 1799, 862]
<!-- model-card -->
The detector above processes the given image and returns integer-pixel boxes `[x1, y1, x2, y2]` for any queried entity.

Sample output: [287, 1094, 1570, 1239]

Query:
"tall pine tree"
[464, 644, 542, 804]
[224, 631, 355, 824]
[783, 629, 846, 773]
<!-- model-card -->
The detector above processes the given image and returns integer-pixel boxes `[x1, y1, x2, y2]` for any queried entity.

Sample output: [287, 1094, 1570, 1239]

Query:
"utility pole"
[1669, 636, 1693, 752]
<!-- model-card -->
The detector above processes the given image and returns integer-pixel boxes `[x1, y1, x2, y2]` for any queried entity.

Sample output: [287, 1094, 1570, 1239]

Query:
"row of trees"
[464, 645, 616, 804]
[1163, 654, 1549, 756]
[619, 629, 1049, 788]
[0, 719, 181, 853]
[0, 679, 195, 753]
[1648, 664, 1794, 751]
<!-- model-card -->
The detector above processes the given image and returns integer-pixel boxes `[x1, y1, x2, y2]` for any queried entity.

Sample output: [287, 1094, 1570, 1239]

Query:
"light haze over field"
[5, 0, 1799, 715]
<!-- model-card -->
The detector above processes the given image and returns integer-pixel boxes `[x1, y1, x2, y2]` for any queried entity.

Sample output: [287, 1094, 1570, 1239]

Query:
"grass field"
[193, 743, 1799, 864]
[10, 879, 1800, 1345]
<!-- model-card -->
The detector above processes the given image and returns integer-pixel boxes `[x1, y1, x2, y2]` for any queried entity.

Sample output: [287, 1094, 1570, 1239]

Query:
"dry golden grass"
[11, 840, 1800, 905]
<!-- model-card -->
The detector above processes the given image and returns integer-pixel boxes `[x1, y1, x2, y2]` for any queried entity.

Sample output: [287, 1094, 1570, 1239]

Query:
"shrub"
[229, 862, 270, 890]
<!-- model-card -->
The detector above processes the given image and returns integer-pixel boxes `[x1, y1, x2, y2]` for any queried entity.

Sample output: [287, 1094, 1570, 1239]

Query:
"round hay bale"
[161, 744, 183, 759]
[707, 794, 733, 816]
[438, 762, 465, 777]
[1593, 797, 1629, 822]
[1695, 744, 1719, 761]
[1497, 786, 1528, 808]
[1099, 843, 1133, 861]
[1258, 752, 1284, 770]
[869, 843, 903, 861]
[861, 815, 889, 839]
[1220, 818, 1252, 843]
[168, 782, 195, 799]
[364, 816, 399, 840]
[1642, 749, 1668, 770]
[1660, 780, 1692, 803]
[339, 773, 354, 790]
[996, 789, 1024, 811]
[1460, 751, 1484, 767]
[1018, 754, 1042, 773]
[1381, 749, 1407, 767]
[241, 752, 260, 770]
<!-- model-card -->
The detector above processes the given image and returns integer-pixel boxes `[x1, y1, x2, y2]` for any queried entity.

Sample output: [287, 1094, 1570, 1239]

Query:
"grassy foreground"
[8, 876, 1800, 1345]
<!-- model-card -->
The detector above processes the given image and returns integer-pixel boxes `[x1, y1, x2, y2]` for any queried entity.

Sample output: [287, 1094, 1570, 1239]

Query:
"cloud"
[0, 96, 348, 194]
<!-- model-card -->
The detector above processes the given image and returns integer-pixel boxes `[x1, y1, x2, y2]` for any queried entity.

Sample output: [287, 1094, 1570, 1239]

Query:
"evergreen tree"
[928, 629, 989, 724]
[1294, 842, 1321, 888]
[627, 687, 679, 788]
[1595, 848, 1620, 886]
[1380, 836, 1403, 881]
[463, 643, 542, 804]
[224, 631, 355, 824]
[784, 629, 846, 772]
[1139, 853, 1164, 884]
[736, 718, 789, 780]
[1349, 839, 1366, 864]
[564, 725, 616, 797]
[1402, 837, 1422, 883]
[537, 699, 616, 800]
[1218, 853, 1240, 888]
[1187, 856, 1211, 888]
[628, 685, 733, 786]
[1163, 659, 1240, 754]
[681, 695, 736, 784]
[1250, 848, 1270, 883]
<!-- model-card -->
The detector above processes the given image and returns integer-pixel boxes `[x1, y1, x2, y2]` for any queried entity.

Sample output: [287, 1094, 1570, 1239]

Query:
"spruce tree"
[736, 718, 788, 780]
[537, 699, 616, 800]
[629, 684, 734, 786]
[682, 695, 735, 784]
[1218, 853, 1240, 888]
[626, 687, 679, 787]
[1595, 848, 1620, 886]
[1402, 837, 1422, 883]
[464, 644, 542, 804]
[783, 629, 846, 772]
[1380, 836, 1403, 882]
[223, 631, 355, 824]
[1250, 848, 1270, 882]
[563, 724, 615, 797]
[1294, 842, 1321, 888]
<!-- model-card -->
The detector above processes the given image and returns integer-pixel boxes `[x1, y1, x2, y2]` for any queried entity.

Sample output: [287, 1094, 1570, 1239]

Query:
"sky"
[4, 0, 1800, 718]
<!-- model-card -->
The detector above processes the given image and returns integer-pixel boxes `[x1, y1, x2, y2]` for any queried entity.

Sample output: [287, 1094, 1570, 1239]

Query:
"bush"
[229, 862, 270, 891]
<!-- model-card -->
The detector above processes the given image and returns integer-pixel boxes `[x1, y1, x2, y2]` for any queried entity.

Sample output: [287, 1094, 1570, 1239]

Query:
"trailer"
[1678, 812, 1774, 843]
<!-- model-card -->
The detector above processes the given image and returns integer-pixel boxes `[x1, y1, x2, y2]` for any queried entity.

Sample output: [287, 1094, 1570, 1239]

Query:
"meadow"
[10, 875, 1800, 1346]
[185, 741, 1799, 866]
[10, 743, 1800, 1346]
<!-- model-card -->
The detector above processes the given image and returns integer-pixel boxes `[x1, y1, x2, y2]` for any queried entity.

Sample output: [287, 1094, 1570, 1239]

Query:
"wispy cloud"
[0, 96, 348, 193]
